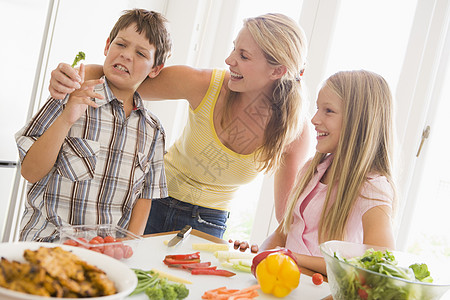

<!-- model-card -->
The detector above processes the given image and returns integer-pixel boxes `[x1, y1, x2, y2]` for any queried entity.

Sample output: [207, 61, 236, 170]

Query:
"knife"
[167, 225, 192, 247]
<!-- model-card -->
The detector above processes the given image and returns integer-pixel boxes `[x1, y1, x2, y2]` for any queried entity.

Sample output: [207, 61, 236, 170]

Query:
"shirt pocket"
[134, 152, 150, 186]
[57, 137, 100, 181]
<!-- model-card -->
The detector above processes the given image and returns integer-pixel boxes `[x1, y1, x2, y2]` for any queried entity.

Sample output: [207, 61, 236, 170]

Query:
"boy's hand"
[60, 64, 103, 125]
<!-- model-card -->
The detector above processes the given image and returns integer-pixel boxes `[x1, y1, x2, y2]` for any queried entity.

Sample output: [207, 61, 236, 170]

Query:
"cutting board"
[124, 231, 331, 299]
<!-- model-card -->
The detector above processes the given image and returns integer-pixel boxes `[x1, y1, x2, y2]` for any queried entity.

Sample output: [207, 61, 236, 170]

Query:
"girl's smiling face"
[311, 86, 344, 154]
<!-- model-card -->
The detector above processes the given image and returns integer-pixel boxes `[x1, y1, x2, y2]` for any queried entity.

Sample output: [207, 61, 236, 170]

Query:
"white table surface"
[123, 232, 331, 299]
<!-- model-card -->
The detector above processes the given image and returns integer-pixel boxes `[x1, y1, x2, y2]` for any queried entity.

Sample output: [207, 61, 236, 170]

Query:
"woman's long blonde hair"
[223, 13, 308, 172]
[282, 70, 397, 242]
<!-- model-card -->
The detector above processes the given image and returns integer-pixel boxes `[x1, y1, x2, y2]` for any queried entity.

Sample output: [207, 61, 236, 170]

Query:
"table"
[124, 230, 331, 299]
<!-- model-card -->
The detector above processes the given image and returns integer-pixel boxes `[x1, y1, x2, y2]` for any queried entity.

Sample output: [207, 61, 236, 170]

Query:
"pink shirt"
[285, 155, 393, 256]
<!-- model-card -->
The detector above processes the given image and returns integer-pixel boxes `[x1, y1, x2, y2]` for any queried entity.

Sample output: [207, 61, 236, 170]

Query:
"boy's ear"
[270, 65, 287, 80]
[148, 64, 164, 79]
[104, 38, 111, 56]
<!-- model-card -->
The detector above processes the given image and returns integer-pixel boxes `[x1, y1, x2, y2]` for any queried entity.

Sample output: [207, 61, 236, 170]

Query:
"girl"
[258, 70, 397, 274]
[48, 13, 311, 238]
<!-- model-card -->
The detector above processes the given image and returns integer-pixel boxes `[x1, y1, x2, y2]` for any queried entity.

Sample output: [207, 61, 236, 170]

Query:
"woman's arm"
[49, 64, 214, 109]
[135, 65, 212, 109]
[362, 205, 396, 248]
[274, 123, 311, 222]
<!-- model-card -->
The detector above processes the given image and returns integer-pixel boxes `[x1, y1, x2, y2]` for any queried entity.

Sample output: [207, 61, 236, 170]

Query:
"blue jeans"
[144, 197, 229, 238]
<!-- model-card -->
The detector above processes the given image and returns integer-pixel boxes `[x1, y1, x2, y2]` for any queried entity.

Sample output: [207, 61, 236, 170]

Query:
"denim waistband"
[158, 197, 230, 218]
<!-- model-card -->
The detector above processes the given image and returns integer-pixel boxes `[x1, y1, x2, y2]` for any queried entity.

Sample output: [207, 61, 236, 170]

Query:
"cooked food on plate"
[0, 246, 116, 298]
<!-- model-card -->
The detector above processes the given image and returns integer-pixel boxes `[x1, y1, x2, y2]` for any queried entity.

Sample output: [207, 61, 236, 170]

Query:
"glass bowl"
[59, 224, 142, 260]
[320, 240, 450, 300]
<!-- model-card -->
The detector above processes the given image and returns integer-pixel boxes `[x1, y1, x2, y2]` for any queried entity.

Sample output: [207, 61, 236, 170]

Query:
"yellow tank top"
[164, 69, 260, 211]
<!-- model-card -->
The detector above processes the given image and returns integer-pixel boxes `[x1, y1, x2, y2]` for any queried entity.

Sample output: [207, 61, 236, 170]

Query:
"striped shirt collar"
[88, 76, 146, 113]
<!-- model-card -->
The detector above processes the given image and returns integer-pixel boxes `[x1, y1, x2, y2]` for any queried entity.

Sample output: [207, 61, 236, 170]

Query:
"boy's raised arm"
[23, 67, 103, 183]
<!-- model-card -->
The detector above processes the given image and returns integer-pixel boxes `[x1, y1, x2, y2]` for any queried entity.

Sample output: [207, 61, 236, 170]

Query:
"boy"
[15, 9, 171, 241]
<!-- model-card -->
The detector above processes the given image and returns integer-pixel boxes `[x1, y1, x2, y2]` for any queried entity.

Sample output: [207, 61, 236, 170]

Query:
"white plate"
[0, 242, 137, 300]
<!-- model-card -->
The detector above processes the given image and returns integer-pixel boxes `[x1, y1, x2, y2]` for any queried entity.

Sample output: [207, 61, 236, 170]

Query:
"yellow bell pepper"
[255, 252, 301, 297]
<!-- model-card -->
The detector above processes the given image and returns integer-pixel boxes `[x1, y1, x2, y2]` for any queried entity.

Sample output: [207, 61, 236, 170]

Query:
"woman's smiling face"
[311, 86, 344, 154]
[224, 26, 279, 99]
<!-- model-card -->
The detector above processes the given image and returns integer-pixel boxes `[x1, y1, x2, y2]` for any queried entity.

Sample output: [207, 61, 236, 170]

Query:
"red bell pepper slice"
[164, 252, 200, 260]
[182, 265, 217, 271]
[191, 268, 236, 277]
[168, 262, 212, 269]
[163, 258, 201, 265]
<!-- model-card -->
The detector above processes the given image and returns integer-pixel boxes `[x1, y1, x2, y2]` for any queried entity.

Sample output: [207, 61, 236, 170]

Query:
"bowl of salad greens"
[320, 240, 450, 300]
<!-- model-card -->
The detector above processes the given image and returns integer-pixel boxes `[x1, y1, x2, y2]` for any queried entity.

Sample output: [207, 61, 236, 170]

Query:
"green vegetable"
[131, 268, 189, 299]
[71, 51, 86, 67]
[331, 249, 436, 300]
[410, 263, 433, 283]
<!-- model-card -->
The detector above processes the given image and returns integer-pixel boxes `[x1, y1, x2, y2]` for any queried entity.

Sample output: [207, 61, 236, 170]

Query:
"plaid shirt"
[15, 78, 168, 241]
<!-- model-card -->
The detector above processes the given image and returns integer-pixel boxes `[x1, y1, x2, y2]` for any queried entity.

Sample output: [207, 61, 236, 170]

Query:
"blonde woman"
[258, 70, 397, 274]
[48, 13, 311, 238]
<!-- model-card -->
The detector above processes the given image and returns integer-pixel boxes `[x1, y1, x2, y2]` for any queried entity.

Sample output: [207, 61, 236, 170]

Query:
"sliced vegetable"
[191, 268, 236, 277]
[165, 252, 200, 260]
[221, 259, 252, 273]
[168, 262, 212, 269]
[151, 268, 192, 284]
[164, 258, 201, 265]
[202, 285, 260, 299]
[214, 250, 256, 261]
[255, 251, 300, 297]
[192, 243, 229, 252]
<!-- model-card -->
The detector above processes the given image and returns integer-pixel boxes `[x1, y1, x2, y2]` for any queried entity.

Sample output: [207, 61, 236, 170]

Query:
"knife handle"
[177, 225, 192, 238]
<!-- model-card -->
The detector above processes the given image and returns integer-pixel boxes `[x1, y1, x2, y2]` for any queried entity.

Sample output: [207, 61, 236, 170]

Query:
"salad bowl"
[320, 240, 450, 300]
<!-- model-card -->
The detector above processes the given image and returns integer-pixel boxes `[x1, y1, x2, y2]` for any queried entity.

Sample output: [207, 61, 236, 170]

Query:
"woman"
[49, 13, 311, 238]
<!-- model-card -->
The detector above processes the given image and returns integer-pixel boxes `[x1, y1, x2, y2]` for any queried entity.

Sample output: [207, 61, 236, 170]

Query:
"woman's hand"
[49, 62, 83, 99]
[60, 64, 103, 125]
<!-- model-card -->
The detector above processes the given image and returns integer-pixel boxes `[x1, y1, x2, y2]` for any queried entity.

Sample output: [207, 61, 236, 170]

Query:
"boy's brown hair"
[109, 9, 172, 67]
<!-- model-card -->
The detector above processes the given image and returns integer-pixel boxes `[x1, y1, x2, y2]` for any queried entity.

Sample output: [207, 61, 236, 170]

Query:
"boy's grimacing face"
[103, 24, 162, 92]
[311, 86, 343, 154]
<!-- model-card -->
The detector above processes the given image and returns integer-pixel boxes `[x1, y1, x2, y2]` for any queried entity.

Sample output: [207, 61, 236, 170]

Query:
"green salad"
[331, 249, 434, 300]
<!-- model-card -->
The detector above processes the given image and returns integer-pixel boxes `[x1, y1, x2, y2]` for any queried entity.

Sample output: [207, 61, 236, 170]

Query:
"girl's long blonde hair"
[223, 13, 308, 172]
[282, 70, 396, 242]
